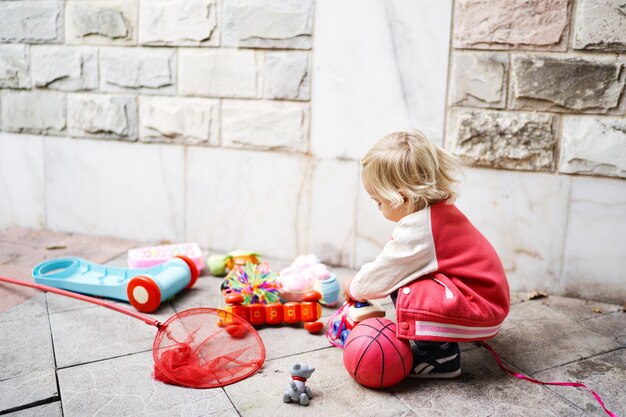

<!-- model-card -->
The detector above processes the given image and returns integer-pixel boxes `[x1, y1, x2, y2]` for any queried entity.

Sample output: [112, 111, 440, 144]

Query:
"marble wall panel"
[353, 164, 396, 268]
[305, 158, 359, 267]
[45, 137, 185, 242]
[561, 176, 626, 304]
[455, 167, 571, 295]
[310, 0, 453, 160]
[185, 147, 310, 260]
[0, 134, 45, 229]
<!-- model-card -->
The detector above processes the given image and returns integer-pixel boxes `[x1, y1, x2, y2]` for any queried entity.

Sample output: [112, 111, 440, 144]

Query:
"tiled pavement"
[0, 227, 624, 417]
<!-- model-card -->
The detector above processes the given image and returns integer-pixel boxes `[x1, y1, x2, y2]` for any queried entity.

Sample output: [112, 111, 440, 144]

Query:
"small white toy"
[283, 363, 315, 406]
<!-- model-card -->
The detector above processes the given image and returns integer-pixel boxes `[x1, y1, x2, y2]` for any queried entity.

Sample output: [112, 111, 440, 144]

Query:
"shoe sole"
[408, 368, 461, 379]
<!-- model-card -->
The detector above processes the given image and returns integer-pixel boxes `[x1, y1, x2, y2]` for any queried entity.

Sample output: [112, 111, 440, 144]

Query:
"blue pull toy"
[32, 256, 199, 313]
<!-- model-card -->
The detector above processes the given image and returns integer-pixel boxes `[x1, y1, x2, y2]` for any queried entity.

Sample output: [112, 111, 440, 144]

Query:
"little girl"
[345, 131, 510, 379]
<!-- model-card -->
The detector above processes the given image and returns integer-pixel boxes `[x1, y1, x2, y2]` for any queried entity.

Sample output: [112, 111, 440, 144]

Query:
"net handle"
[0, 275, 162, 327]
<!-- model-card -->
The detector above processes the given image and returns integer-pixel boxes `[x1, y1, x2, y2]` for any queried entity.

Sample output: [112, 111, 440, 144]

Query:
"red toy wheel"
[225, 293, 245, 305]
[127, 275, 162, 313]
[304, 321, 324, 333]
[303, 290, 322, 302]
[175, 255, 199, 288]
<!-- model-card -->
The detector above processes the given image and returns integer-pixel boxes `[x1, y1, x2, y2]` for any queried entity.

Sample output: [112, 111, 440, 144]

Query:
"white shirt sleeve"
[349, 208, 438, 300]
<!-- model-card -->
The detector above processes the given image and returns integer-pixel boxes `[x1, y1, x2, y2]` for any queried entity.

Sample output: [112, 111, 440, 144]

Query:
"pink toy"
[278, 254, 340, 307]
[343, 317, 412, 389]
[128, 243, 204, 271]
[327, 300, 386, 347]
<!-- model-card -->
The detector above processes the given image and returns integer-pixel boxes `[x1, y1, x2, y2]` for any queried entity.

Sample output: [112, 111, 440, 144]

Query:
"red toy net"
[0, 276, 266, 389]
[153, 308, 265, 388]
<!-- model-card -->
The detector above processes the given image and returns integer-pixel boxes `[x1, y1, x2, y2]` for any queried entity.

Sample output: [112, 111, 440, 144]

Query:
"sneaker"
[408, 342, 461, 379]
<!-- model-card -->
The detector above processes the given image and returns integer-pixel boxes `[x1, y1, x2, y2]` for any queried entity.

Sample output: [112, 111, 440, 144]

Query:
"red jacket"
[350, 201, 510, 342]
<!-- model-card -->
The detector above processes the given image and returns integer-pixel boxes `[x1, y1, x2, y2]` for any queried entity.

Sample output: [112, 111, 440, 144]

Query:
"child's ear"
[399, 191, 408, 203]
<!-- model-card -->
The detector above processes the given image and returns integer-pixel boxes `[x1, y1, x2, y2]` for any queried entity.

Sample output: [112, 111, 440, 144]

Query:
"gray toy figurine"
[283, 363, 316, 406]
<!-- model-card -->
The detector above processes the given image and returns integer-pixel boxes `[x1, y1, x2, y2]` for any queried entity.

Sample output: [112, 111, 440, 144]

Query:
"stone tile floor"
[0, 227, 624, 417]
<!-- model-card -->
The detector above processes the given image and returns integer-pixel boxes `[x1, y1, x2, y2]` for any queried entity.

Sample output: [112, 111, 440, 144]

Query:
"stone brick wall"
[1, 0, 623, 302]
[447, 0, 626, 179]
[0, 0, 312, 149]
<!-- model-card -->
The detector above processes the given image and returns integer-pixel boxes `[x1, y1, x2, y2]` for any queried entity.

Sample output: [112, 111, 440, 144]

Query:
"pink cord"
[326, 301, 351, 348]
[480, 341, 619, 417]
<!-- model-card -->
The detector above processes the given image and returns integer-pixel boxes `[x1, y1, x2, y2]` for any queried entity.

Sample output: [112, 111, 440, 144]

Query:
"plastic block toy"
[33, 256, 199, 313]
[220, 290, 324, 334]
[128, 243, 204, 271]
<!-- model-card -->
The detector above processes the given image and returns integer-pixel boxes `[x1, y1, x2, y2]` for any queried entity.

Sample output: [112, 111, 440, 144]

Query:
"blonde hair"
[361, 131, 462, 212]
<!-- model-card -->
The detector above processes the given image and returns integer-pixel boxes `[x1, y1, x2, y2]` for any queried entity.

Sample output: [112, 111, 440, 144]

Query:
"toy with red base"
[32, 256, 199, 313]
[220, 290, 324, 334]
[326, 300, 386, 347]
[278, 254, 340, 307]
[220, 261, 280, 305]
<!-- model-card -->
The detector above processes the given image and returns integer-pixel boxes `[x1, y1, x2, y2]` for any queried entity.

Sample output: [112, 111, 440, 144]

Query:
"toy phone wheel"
[127, 275, 161, 313]
[304, 321, 324, 333]
[225, 293, 245, 305]
[226, 324, 249, 339]
[220, 278, 231, 294]
[302, 290, 322, 302]
[332, 319, 343, 337]
[340, 329, 351, 345]
[175, 255, 199, 288]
